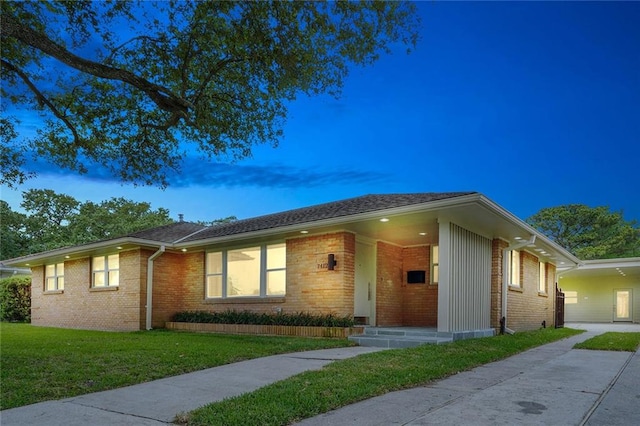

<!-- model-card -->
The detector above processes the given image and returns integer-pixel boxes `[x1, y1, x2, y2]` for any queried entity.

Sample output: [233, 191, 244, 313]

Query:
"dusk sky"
[2, 1, 639, 224]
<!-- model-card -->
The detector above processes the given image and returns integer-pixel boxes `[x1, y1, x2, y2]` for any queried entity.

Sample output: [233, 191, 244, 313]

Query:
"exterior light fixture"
[328, 254, 337, 270]
[116, 246, 123, 250]
[181, 248, 187, 252]
[380, 218, 389, 222]
[300, 230, 309, 234]
[419, 232, 427, 236]
[65, 255, 70, 259]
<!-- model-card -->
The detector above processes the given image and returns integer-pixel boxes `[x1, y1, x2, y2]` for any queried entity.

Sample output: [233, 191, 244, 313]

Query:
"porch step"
[348, 327, 453, 348]
[348, 327, 496, 348]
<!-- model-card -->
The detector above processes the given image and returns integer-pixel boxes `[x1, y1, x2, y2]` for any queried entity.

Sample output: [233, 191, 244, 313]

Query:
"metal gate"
[555, 283, 565, 328]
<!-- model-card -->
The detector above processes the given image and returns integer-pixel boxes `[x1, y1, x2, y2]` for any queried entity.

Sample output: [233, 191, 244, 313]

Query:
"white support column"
[437, 219, 451, 333]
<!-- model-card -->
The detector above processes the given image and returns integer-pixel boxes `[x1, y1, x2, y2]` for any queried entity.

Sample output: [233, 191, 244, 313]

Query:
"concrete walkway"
[1, 323, 638, 425]
[297, 323, 640, 426]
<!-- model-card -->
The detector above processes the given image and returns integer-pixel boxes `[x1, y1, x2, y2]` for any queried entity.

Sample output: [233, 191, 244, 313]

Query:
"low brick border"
[165, 322, 364, 339]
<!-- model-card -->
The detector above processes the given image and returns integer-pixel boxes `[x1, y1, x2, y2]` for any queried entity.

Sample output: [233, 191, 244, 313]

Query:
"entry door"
[614, 289, 632, 321]
[354, 241, 375, 325]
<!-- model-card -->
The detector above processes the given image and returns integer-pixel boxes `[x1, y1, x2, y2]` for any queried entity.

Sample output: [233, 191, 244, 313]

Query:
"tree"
[527, 205, 640, 260]
[0, 201, 29, 260]
[0, 189, 174, 258]
[67, 197, 173, 245]
[1, 1, 420, 188]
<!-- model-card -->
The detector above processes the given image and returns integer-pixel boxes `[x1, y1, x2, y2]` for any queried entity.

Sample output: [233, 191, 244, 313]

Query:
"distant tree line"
[1, 189, 174, 259]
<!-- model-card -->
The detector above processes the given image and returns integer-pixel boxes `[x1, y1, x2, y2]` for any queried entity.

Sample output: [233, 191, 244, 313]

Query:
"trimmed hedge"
[0, 276, 31, 322]
[173, 310, 355, 327]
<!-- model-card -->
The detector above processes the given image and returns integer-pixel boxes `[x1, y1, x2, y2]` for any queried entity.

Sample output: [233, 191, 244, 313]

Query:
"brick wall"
[185, 232, 356, 319]
[376, 241, 403, 325]
[31, 250, 143, 331]
[490, 239, 508, 330]
[402, 246, 438, 326]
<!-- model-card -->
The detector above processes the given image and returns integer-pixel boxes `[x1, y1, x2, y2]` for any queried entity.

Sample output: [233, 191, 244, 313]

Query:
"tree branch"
[1, 13, 193, 120]
[1, 59, 81, 144]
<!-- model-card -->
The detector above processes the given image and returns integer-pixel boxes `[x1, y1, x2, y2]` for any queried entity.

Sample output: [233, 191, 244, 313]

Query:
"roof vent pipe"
[502, 235, 536, 334]
[146, 245, 165, 330]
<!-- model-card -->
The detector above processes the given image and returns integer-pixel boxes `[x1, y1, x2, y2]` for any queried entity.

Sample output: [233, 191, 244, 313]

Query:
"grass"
[573, 332, 640, 352]
[0, 322, 351, 410]
[185, 327, 583, 425]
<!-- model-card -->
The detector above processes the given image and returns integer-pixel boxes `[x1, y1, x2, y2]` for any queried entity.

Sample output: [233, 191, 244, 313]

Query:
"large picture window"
[93, 254, 119, 287]
[206, 243, 286, 298]
[45, 262, 64, 291]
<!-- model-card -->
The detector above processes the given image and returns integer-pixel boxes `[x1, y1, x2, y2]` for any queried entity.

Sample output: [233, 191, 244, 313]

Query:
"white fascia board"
[579, 258, 640, 270]
[3, 237, 170, 267]
[476, 195, 582, 266]
[175, 193, 485, 250]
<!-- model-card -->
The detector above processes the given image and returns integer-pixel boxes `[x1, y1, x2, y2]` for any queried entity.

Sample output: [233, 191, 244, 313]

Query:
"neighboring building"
[558, 258, 640, 324]
[4, 192, 582, 333]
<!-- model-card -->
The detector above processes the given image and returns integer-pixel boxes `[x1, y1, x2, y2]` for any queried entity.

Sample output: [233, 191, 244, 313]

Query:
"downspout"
[501, 235, 536, 335]
[146, 245, 165, 330]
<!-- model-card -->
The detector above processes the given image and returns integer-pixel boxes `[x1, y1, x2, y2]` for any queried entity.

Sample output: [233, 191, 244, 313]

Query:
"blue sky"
[2, 1, 639, 224]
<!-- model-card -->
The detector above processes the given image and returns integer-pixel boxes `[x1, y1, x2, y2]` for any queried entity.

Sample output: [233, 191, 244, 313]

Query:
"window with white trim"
[92, 254, 119, 287]
[509, 250, 521, 287]
[45, 262, 64, 291]
[206, 243, 286, 298]
[431, 245, 439, 284]
[539, 262, 547, 293]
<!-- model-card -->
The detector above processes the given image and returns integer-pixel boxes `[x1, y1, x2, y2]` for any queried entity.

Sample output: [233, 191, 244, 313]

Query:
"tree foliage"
[1, 0, 420, 188]
[527, 205, 640, 260]
[0, 189, 174, 259]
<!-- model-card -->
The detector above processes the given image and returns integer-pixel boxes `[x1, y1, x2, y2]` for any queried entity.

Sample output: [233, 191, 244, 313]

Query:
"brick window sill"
[508, 285, 523, 293]
[204, 297, 285, 305]
[538, 291, 548, 297]
[44, 290, 64, 295]
[89, 286, 119, 293]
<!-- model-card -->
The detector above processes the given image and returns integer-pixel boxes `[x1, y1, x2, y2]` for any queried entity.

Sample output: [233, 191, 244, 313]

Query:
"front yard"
[0, 323, 351, 410]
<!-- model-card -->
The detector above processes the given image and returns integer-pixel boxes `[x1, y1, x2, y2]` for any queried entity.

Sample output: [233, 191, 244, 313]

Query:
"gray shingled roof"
[127, 221, 208, 243]
[180, 192, 476, 243]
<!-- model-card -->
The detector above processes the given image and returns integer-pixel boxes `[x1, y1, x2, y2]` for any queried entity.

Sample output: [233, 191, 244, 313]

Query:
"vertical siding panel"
[448, 223, 492, 331]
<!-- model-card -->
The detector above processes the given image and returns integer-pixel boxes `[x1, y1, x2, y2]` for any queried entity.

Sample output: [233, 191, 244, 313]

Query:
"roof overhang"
[558, 257, 640, 279]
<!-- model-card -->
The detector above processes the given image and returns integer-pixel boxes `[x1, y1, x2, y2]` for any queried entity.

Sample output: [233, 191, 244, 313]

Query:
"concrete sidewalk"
[1, 323, 638, 425]
[297, 323, 640, 426]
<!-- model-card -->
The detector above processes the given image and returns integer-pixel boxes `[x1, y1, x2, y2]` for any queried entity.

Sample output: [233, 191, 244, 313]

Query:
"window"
[565, 291, 578, 304]
[206, 243, 286, 298]
[509, 250, 521, 287]
[93, 254, 119, 287]
[539, 262, 547, 293]
[431, 245, 439, 284]
[45, 262, 64, 291]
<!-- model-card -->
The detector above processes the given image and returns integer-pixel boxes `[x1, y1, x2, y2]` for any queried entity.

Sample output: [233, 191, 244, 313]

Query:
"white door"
[354, 241, 375, 325]
[614, 289, 632, 321]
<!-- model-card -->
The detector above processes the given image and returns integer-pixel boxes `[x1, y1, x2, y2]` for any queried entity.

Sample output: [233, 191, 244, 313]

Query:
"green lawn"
[186, 327, 583, 425]
[573, 332, 640, 352]
[0, 323, 351, 410]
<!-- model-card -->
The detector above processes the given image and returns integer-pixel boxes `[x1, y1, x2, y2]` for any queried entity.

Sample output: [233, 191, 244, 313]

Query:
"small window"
[45, 262, 64, 291]
[509, 250, 521, 287]
[93, 254, 119, 287]
[539, 262, 547, 293]
[431, 245, 439, 284]
[565, 291, 578, 304]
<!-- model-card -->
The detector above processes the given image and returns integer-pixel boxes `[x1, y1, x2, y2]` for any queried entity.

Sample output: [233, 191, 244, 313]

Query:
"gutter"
[502, 235, 536, 335]
[146, 245, 165, 330]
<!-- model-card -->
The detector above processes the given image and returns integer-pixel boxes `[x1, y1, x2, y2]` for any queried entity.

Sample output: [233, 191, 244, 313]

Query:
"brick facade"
[31, 250, 143, 331]
[30, 231, 557, 332]
[490, 240, 557, 331]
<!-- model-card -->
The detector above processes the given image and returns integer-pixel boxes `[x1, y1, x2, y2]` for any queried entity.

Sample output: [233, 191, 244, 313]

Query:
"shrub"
[0, 276, 31, 322]
[173, 310, 355, 327]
